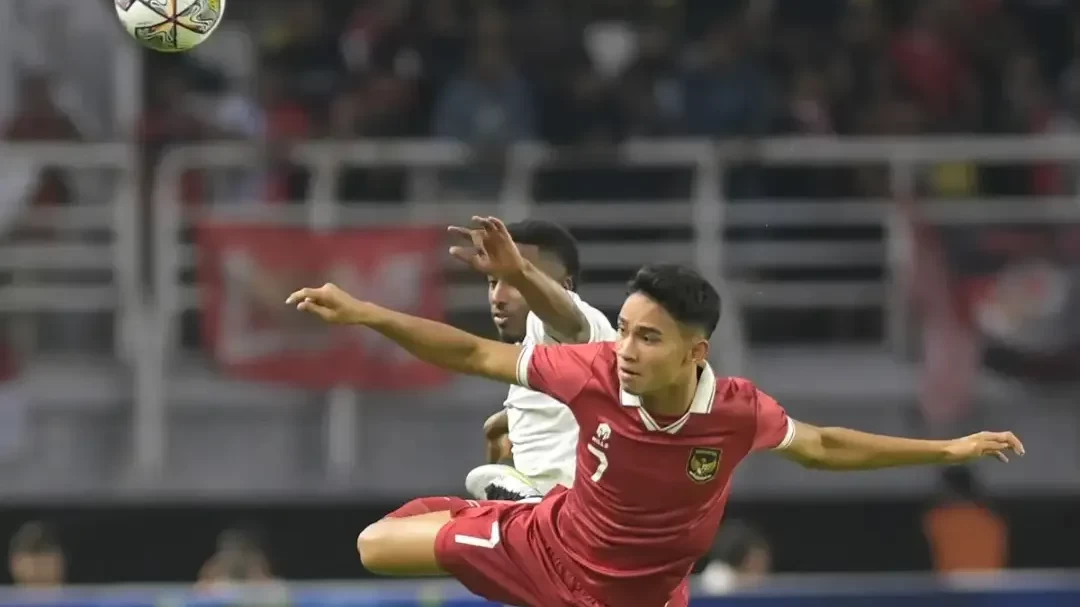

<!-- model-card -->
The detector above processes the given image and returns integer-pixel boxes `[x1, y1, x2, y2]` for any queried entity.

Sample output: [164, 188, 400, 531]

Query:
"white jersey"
[504, 291, 616, 494]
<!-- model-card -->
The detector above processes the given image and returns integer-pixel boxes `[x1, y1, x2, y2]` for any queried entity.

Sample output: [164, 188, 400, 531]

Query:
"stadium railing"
[0, 142, 141, 356]
[6, 136, 1080, 481]
[1, 571, 1078, 607]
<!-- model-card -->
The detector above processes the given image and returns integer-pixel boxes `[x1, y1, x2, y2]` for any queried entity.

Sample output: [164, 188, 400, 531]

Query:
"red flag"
[197, 224, 450, 390]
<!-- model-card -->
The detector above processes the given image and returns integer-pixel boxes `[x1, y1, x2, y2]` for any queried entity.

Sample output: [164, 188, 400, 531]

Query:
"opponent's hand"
[943, 431, 1025, 463]
[448, 216, 527, 280]
[286, 283, 369, 325]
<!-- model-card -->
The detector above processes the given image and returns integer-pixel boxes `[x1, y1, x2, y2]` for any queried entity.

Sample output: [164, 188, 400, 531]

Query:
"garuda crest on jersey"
[687, 447, 721, 483]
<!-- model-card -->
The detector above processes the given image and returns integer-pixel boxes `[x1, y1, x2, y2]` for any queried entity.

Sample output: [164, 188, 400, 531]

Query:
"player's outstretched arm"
[449, 216, 590, 342]
[506, 259, 590, 342]
[780, 421, 1025, 470]
[287, 283, 522, 385]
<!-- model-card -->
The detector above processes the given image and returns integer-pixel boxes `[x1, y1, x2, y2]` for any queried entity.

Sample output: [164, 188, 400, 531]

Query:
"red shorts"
[434, 499, 690, 607]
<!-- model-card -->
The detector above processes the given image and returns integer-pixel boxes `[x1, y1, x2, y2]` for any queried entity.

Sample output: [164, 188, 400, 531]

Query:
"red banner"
[197, 224, 450, 389]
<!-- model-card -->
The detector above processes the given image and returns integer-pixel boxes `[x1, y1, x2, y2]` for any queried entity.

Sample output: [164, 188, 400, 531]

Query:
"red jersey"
[516, 341, 794, 606]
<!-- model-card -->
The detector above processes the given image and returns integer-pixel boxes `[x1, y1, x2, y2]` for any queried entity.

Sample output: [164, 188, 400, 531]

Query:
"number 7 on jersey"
[586, 444, 608, 482]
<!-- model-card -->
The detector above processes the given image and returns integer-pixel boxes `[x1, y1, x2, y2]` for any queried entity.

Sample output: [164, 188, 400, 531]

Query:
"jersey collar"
[619, 363, 717, 414]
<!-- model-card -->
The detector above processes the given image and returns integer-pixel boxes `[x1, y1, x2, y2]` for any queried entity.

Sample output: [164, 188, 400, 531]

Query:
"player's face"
[488, 245, 550, 343]
[489, 275, 528, 343]
[615, 292, 708, 395]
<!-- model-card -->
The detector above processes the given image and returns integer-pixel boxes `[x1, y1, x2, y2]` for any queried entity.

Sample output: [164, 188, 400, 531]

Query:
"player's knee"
[356, 522, 390, 571]
[357, 506, 451, 576]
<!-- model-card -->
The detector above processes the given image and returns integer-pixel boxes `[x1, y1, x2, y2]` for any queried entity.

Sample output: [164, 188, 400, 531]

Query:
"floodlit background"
[0, 0, 1078, 605]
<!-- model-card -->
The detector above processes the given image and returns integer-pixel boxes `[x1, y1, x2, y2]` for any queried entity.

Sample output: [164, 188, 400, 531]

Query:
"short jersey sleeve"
[516, 342, 602, 405]
[751, 388, 797, 452]
[524, 292, 616, 345]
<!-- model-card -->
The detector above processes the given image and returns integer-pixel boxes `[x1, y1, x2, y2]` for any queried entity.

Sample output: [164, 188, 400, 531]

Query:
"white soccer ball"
[114, 0, 226, 53]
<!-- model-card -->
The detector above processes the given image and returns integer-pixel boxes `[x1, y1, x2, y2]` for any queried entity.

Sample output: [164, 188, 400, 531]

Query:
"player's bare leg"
[356, 496, 465, 576]
[357, 511, 450, 575]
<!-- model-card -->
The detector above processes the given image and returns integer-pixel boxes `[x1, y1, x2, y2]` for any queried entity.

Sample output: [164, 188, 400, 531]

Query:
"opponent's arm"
[450, 216, 589, 342]
[507, 260, 589, 342]
[781, 421, 1025, 470]
[287, 283, 522, 385]
[483, 409, 512, 464]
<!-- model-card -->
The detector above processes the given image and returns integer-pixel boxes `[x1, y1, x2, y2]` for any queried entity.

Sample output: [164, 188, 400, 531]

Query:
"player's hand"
[943, 431, 1025, 463]
[286, 283, 370, 325]
[448, 216, 527, 280]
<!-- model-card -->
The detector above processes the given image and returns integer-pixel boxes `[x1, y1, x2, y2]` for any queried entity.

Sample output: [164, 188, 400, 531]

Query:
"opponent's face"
[488, 245, 565, 343]
[615, 292, 708, 395]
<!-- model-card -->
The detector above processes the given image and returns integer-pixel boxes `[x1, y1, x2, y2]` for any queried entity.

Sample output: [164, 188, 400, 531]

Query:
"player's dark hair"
[627, 264, 720, 337]
[506, 220, 582, 291]
[9, 521, 61, 555]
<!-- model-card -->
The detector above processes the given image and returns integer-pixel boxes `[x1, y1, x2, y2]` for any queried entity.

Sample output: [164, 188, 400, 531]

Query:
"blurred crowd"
[1, 0, 1079, 209]
[7, 520, 283, 589]
[3, 0, 1080, 205]
[125, 0, 1080, 202]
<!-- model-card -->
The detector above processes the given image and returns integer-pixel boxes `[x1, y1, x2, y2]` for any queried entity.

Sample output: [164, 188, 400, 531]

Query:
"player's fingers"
[994, 450, 1009, 463]
[286, 288, 317, 305]
[489, 217, 515, 246]
[479, 217, 515, 253]
[296, 300, 332, 319]
[489, 217, 510, 234]
[447, 225, 477, 240]
[448, 245, 473, 258]
[448, 245, 483, 267]
[453, 226, 487, 249]
[984, 432, 1024, 456]
[470, 218, 501, 252]
[475, 216, 498, 235]
[1003, 432, 1025, 455]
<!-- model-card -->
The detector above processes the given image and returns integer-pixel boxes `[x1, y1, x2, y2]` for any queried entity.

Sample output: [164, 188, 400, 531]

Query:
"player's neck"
[640, 368, 699, 417]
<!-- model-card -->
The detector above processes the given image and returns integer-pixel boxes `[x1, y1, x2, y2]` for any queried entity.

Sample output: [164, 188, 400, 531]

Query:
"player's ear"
[689, 338, 709, 366]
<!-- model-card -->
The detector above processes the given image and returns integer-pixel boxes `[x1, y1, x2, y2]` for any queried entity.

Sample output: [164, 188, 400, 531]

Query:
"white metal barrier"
[0, 143, 141, 348]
